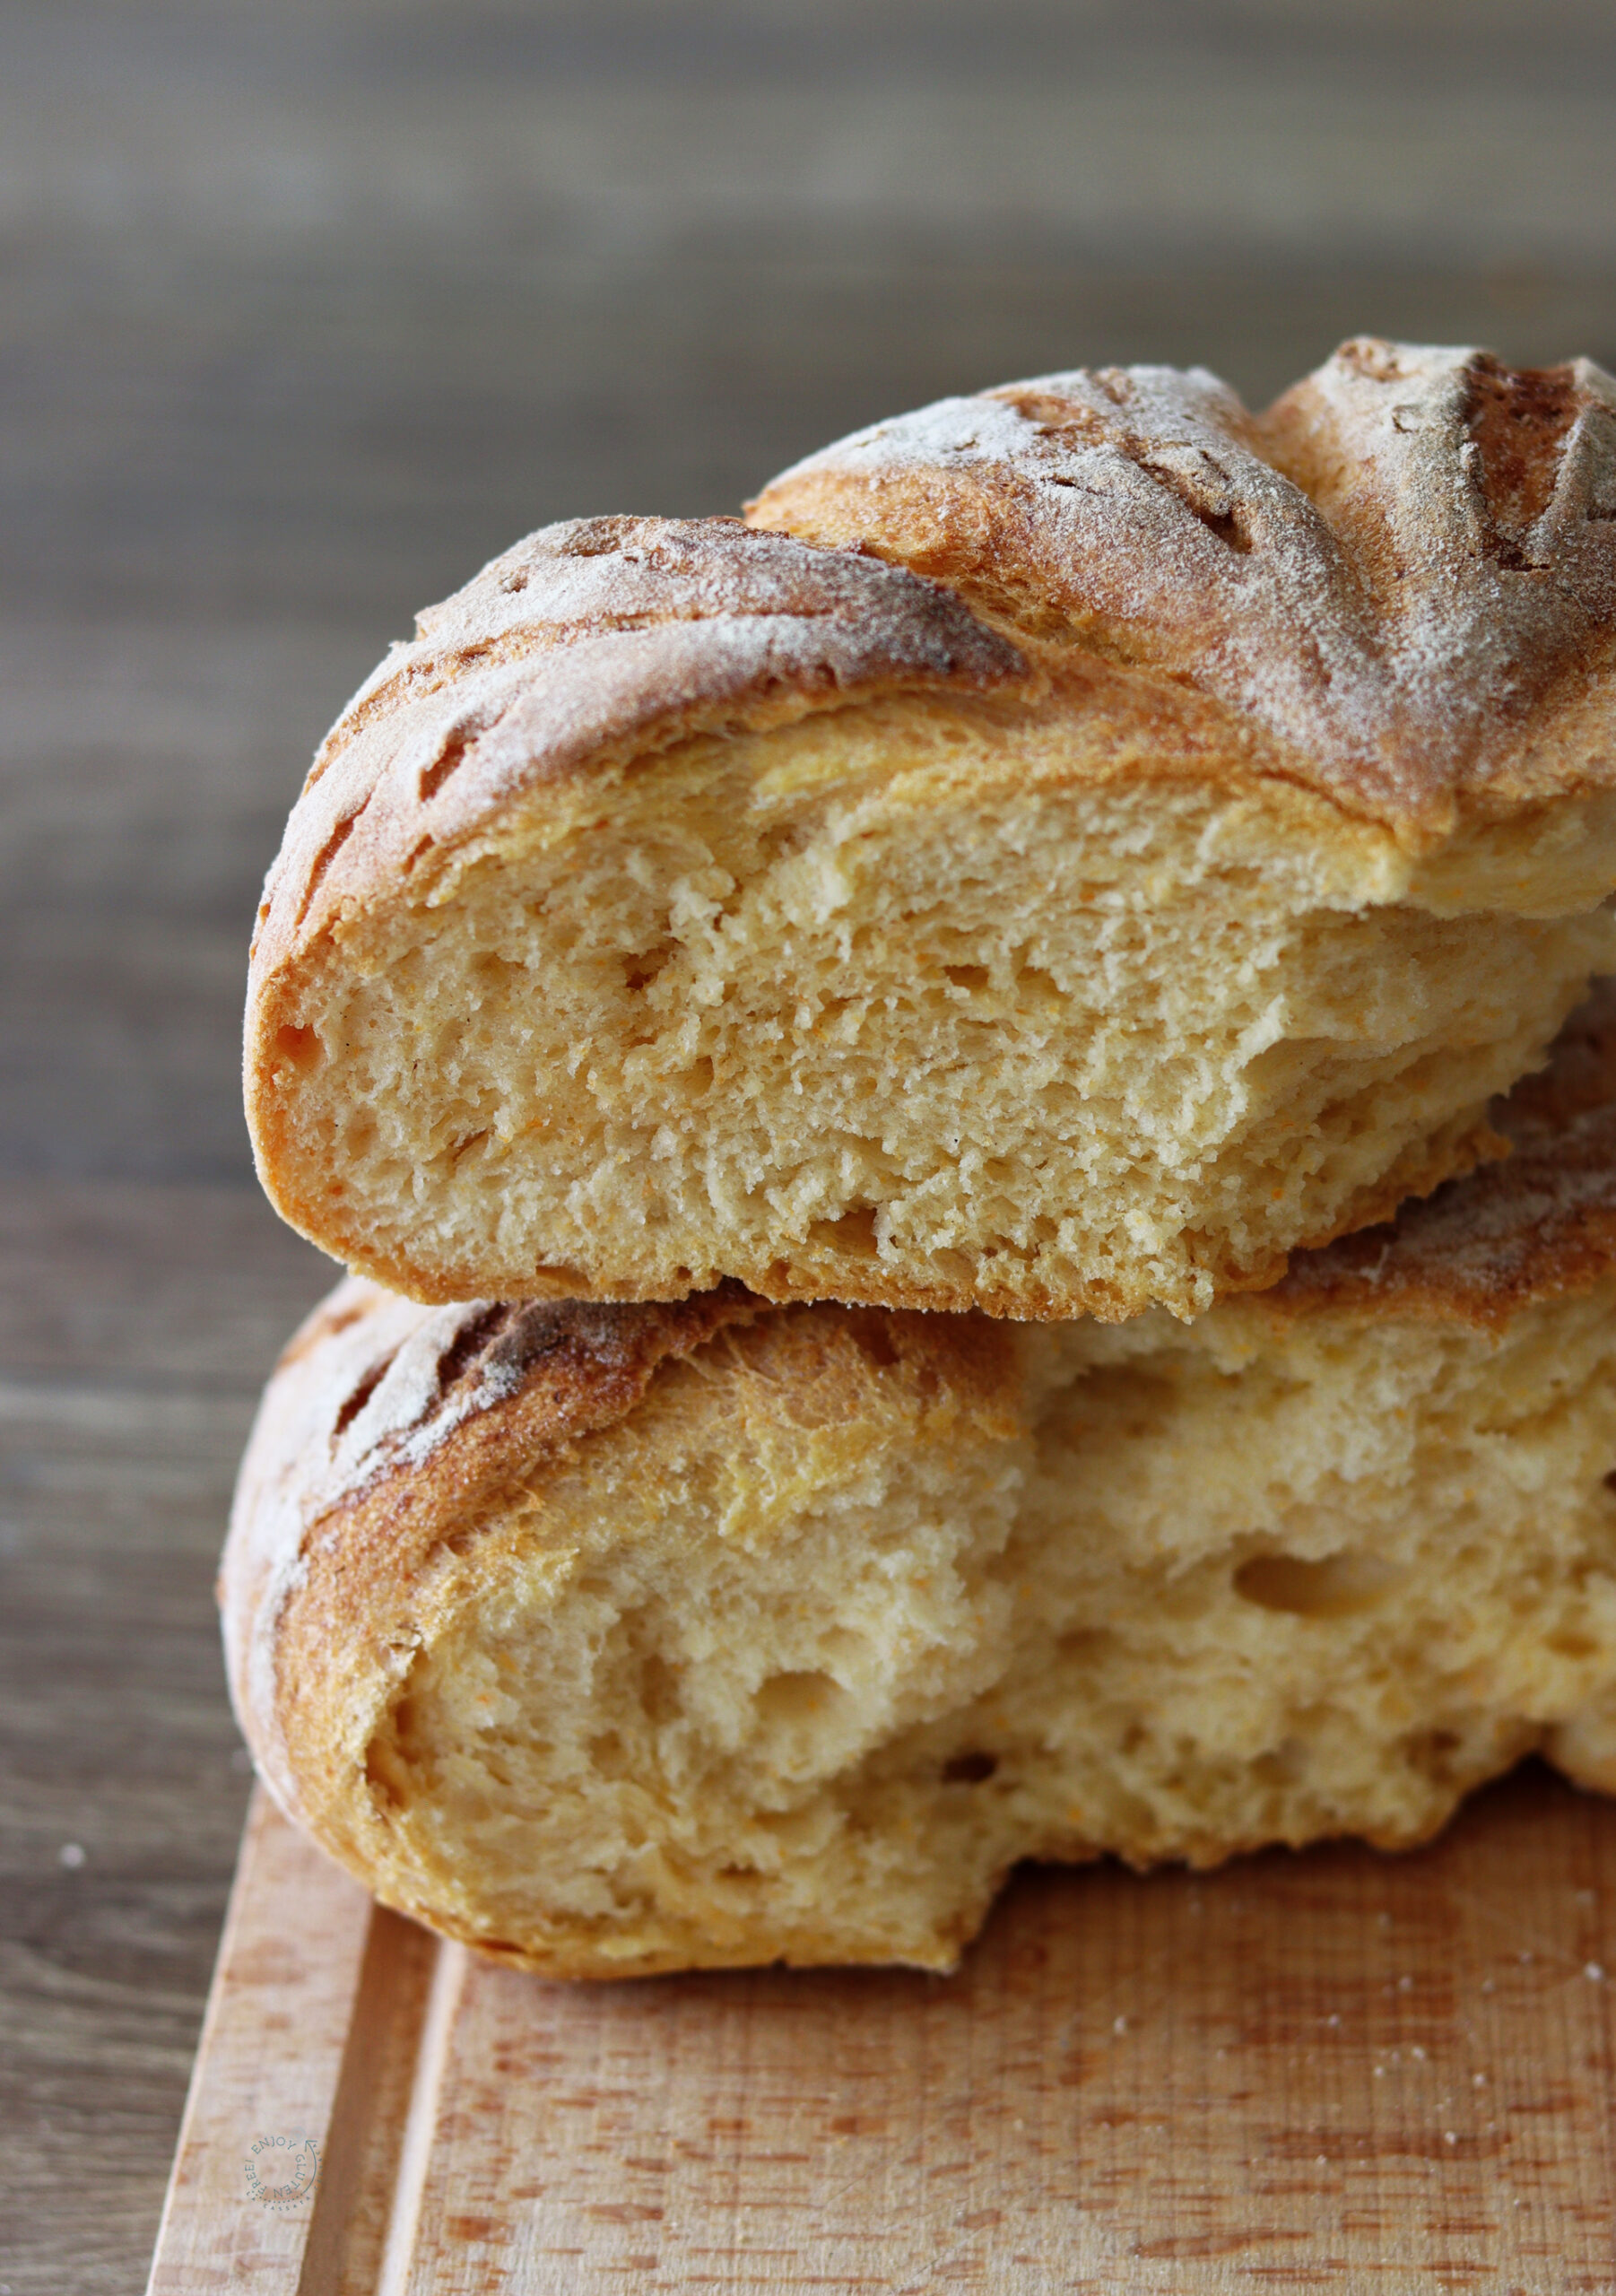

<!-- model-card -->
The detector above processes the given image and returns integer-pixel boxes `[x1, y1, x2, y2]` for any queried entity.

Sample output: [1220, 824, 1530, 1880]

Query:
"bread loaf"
[224, 986, 1616, 1974]
[245, 342, 1616, 1323]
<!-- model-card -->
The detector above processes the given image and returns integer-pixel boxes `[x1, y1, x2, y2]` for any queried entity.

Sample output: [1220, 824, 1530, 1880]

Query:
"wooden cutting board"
[146, 1775, 1616, 2292]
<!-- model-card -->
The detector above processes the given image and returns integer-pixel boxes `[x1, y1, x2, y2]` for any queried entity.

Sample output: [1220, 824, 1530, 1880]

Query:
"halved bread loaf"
[246, 342, 1616, 1323]
[224, 986, 1616, 1975]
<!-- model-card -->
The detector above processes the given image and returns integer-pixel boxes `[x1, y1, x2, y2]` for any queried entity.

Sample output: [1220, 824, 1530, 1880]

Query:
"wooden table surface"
[8, 4, 1616, 2288]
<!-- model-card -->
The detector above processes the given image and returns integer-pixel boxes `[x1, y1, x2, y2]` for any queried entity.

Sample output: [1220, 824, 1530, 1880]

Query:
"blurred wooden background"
[5, 2, 1616, 2285]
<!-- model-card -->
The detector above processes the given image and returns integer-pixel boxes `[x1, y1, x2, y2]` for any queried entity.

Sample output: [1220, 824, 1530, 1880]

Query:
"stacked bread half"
[228, 340, 1616, 1972]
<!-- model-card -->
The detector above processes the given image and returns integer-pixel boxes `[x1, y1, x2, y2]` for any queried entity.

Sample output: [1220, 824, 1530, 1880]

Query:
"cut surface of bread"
[248, 351, 1616, 1320]
[224, 988, 1616, 1974]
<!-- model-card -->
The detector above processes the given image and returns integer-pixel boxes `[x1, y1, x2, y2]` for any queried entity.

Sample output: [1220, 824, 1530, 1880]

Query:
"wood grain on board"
[148, 1781, 1616, 2292]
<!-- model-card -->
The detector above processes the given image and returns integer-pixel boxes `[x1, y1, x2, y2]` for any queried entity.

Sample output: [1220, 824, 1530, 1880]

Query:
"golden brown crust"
[222, 1277, 768, 1823]
[748, 339, 1616, 839]
[222, 1274, 1017, 1884]
[248, 516, 1028, 991]
[224, 1281, 1026, 1973]
[1265, 978, 1616, 1329]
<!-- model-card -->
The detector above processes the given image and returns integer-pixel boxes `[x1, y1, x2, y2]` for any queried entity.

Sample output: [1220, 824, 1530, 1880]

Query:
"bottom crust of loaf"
[226, 1250, 1616, 1975]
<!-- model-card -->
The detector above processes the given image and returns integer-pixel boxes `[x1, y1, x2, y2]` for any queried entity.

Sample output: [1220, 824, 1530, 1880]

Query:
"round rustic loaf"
[224, 986, 1616, 1974]
[245, 342, 1616, 1322]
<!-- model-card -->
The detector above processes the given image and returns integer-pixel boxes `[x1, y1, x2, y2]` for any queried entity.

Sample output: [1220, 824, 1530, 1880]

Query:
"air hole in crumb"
[1251, 1739, 1305, 1786]
[274, 1023, 323, 1072]
[1603, 1468, 1616, 1494]
[756, 1670, 841, 1726]
[1235, 1548, 1406, 1619]
[943, 1751, 999, 1785]
[1016, 964, 1062, 1007]
[943, 962, 991, 993]
[588, 1729, 628, 1776]
[807, 1205, 880, 1260]
[623, 943, 675, 994]
[638, 1651, 681, 1728]
[759, 821, 809, 865]
[1056, 1626, 1115, 1662]
[1549, 1631, 1600, 1660]
[535, 1263, 592, 1292]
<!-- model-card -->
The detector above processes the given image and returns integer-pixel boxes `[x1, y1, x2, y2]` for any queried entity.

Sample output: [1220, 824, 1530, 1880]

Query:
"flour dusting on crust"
[250, 517, 1028, 987]
[752, 340, 1616, 828]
